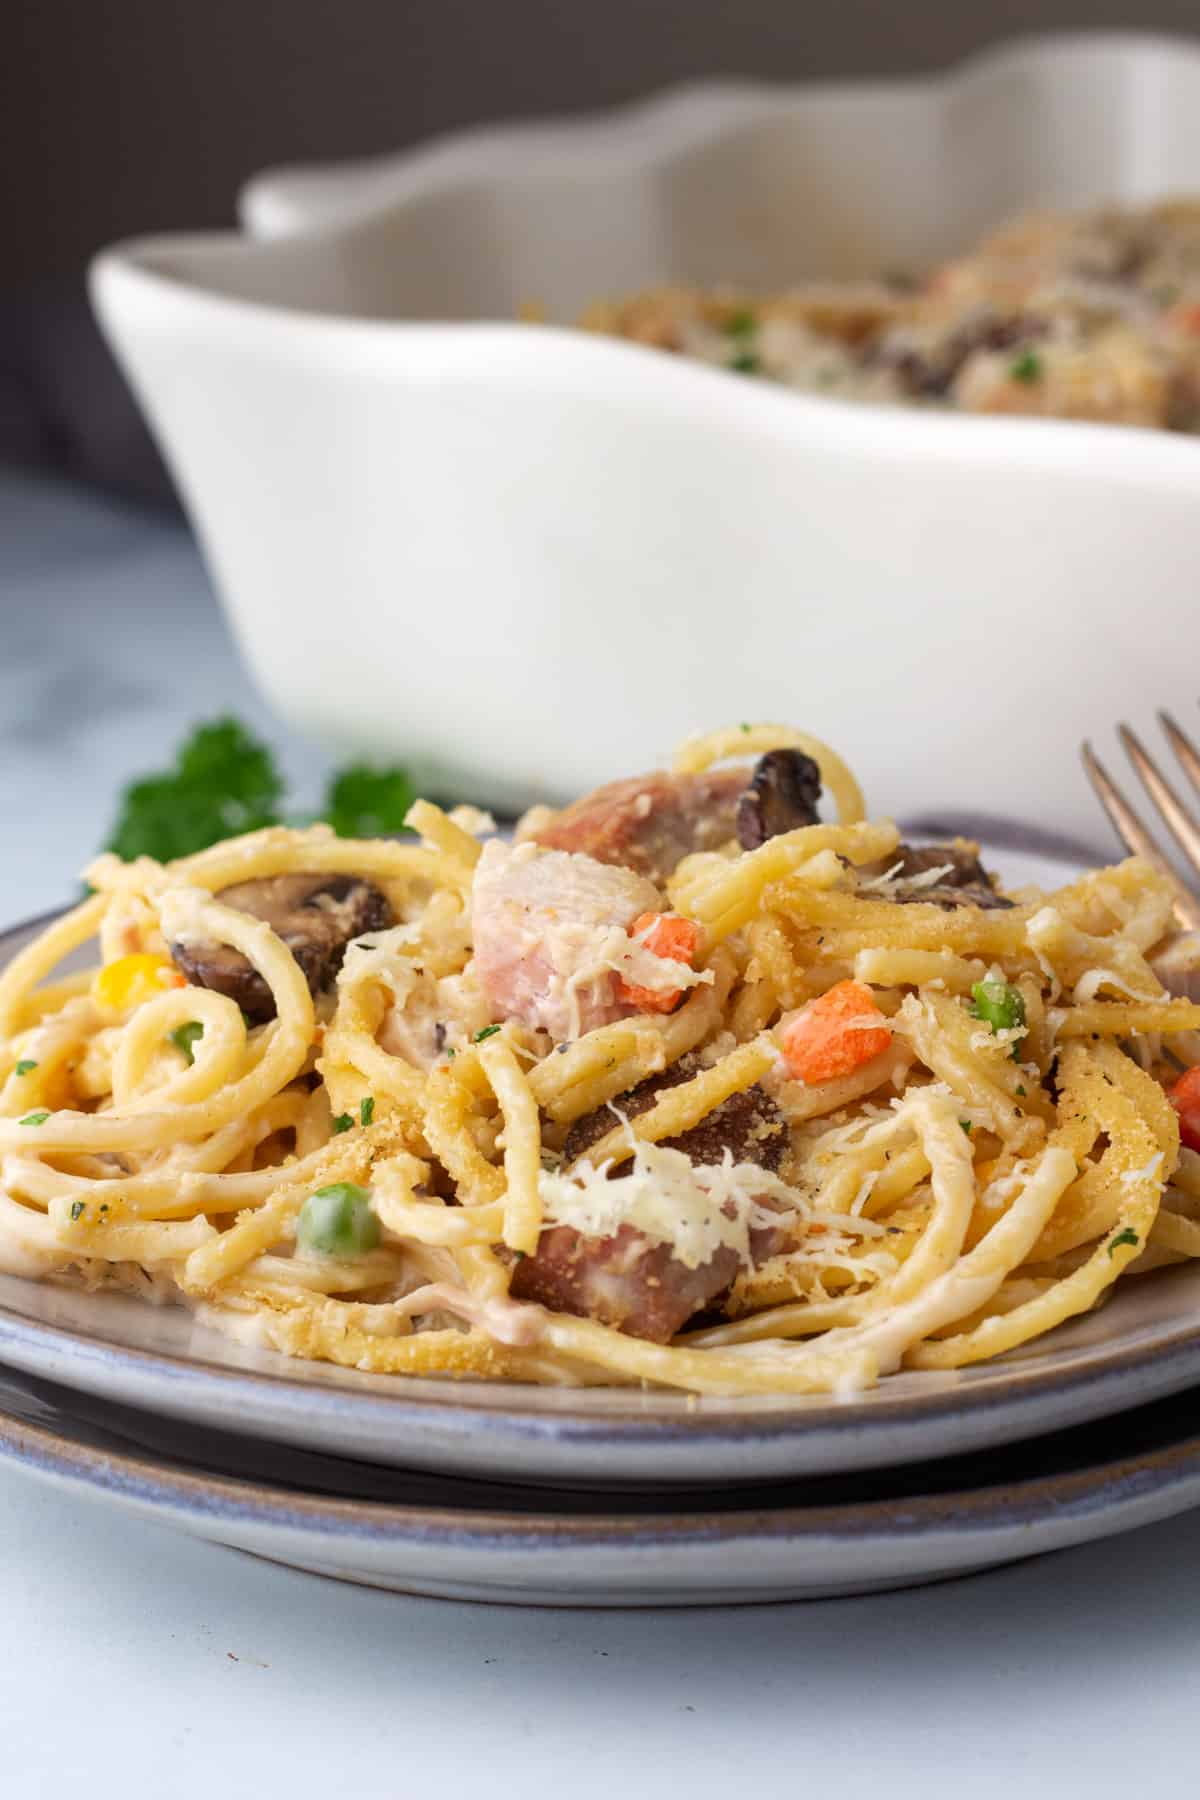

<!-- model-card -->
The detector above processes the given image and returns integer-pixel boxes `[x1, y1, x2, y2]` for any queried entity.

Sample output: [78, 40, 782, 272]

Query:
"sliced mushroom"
[872, 841, 1014, 911]
[171, 873, 392, 1021]
[562, 1052, 788, 1170]
[735, 750, 822, 851]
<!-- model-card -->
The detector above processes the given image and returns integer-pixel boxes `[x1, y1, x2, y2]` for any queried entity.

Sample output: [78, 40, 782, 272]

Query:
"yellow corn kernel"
[91, 953, 185, 1015]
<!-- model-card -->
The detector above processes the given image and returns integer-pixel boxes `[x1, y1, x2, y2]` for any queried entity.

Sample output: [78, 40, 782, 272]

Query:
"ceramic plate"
[5, 838, 1199, 1492]
[4, 1360, 1200, 1604]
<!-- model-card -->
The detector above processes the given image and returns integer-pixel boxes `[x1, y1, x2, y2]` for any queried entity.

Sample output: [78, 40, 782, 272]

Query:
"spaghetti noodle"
[1, 724, 1197, 1398]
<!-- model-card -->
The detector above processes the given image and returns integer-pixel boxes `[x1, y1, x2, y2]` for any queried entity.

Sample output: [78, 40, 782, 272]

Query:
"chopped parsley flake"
[168, 1021, 204, 1065]
[359, 1096, 375, 1128]
[14, 1060, 37, 1077]
[1016, 1084, 1027, 1097]
[446, 1047, 457, 1061]
[1009, 349, 1042, 384]
[723, 309, 757, 338]
[730, 351, 760, 375]
[1109, 1227, 1140, 1257]
[473, 1025, 501, 1042]
[959, 1120, 972, 1136]
[19, 1110, 49, 1127]
[331, 1113, 354, 1135]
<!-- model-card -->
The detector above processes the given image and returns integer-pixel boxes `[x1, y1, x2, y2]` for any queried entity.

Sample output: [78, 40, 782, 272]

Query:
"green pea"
[969, 979, 1026, 1036]
[297, 1183, 380, 1256]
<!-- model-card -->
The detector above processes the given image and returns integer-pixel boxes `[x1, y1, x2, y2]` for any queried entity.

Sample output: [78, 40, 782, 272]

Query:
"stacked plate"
[5, 839, 1200, 1608]
[6, 1257, 1200, 1605]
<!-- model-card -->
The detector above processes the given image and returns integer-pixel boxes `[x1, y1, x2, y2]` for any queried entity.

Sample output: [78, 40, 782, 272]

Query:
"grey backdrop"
[8, 0, 1200, 281]
[4, 2, 1199, 502]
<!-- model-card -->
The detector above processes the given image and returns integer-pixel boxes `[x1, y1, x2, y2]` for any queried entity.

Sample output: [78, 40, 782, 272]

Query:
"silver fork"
[1082, 712, 1200, 931]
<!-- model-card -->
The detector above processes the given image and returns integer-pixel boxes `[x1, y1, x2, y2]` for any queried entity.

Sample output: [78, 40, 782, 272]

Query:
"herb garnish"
[105, 719, 286, 863]
[359, 1096, 375, 1128]
[1109, 1227, 1140, 1256]
[14, 1060, 37, 1077]
[331, 1113, 354, 1135]
[730, 352, 760, 375]
[474, 1025, 501, 1043]
[102, 718, 416, 862]
[19, 1110, 49, 1127]
[724, 309, 757, 338]
[325, 764, 416, 840]
[1009, 349, 1042, 384]
[69, 1201, 86, 1222]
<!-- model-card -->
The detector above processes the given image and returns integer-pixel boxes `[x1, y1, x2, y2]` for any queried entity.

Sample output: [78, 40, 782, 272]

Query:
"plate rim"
[6, 1280, 1200, 1449]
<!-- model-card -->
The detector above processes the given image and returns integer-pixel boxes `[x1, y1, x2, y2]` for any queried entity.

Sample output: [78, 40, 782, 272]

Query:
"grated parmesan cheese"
[1120, 1151, 1165, 1188]
[861, 861, 955, 894]
[1071, 967, 1159, 1004]
[538, 1139, 789, 1270]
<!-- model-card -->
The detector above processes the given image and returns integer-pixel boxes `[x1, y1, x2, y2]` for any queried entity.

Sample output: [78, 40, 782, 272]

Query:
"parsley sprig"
[103, 718, 416, 863]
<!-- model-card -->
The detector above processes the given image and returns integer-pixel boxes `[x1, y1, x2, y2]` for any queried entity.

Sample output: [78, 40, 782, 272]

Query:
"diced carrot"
[616, 911, 703, 1014]
[1170, 1066, 1200, 1153]
[780, 979, 891, 1085]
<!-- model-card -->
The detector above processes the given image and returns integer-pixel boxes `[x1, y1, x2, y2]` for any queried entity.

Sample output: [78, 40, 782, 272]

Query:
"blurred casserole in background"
[584, 201, 1200, 430]
[92, 35, 1200, 837]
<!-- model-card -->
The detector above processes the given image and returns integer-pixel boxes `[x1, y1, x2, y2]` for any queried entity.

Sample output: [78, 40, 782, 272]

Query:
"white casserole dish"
[92, 32, 1200, 834]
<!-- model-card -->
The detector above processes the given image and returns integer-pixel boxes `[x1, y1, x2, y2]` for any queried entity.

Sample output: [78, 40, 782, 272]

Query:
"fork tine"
[1082, 740, 1168, 861]
[1080, 741, 1200, 930]
[1158, 709, 1200, 801]
[1118, 721, 1200, 879]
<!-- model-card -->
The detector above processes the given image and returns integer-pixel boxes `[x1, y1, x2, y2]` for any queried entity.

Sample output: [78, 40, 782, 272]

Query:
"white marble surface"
[0, 468, 326, 922]
[1, 468, 1198, 1799]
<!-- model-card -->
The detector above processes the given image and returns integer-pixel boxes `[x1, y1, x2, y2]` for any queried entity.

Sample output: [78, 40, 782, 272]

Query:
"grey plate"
[3, 1361, 1200, 1604]
[6, 839, 1200, 1491]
